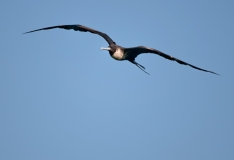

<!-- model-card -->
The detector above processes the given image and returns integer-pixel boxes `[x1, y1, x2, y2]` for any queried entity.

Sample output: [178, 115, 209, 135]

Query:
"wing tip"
[211, 71, 220, 76]
[23, 31, 31, 34]
[23, 29, 42, 34]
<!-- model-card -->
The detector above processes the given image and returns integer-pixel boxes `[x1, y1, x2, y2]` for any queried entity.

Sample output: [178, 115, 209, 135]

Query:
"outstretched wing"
[24, 24, 115, 45]
[125, 46, 219, 75]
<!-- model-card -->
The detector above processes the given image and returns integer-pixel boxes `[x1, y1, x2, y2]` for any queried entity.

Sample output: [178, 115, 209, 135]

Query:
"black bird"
[24, 24, 218, 75]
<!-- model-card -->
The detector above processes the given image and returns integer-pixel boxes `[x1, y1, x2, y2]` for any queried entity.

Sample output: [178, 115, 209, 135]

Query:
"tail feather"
[129, 60, 150, 75]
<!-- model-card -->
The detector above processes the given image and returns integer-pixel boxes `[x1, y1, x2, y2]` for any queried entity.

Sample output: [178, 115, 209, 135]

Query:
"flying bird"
[24, 24, 218, 75]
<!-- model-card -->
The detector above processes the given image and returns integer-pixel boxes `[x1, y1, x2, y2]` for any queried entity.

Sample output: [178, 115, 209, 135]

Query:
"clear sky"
[1, 0, 234, 160]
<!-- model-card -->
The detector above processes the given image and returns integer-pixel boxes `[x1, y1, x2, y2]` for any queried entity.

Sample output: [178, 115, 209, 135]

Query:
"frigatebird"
[24, 24, 218, 75]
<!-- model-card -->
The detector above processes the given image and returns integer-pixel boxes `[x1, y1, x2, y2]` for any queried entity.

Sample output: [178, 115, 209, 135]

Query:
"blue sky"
[1, 0, 234, 160]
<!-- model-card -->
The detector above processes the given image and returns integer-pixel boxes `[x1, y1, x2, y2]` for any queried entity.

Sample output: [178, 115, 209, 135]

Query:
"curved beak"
[101, 47, 111, 51]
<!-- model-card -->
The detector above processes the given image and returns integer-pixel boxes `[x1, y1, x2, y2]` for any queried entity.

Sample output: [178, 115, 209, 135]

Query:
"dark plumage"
[24, 24, 218, 75]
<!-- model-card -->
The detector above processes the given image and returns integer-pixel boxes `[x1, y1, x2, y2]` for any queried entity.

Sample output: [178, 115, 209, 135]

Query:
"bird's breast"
[111, 48, 124, 60]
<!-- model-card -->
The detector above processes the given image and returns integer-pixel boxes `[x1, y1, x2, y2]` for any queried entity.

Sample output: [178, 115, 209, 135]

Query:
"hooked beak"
[100, 47, 111, 51]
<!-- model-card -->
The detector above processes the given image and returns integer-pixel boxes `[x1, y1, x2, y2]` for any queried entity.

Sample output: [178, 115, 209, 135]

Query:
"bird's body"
[24, 24, 218, 75]
[108, 45, 125, 61]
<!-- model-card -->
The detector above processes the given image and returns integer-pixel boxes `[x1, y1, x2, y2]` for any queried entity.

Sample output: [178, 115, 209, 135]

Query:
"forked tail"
[129, 60, 150, 75]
